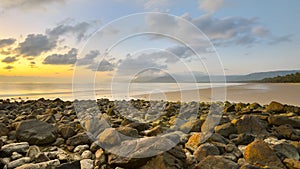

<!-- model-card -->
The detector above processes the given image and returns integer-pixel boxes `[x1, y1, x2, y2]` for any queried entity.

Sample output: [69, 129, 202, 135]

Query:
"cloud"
[77, 50, 100, 65]
[0, 38, 16, 48]
[43, 48, 77, 65]
[146, 13, 290, 49]
[4, 65, 13, 70]
[199, 0, 224, 13]
[117, 53, 167, 75]
[2, 56, 17, 63]
[46, 20, 100, 42]
[87, 59, 115, 72]
[268, 34, 293, 45]
[17, 34, 56, 57]
[0, 0, 68, 11]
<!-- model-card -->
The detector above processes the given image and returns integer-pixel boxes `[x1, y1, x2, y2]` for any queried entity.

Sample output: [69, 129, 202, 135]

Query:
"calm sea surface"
[0, 82, 244, 101]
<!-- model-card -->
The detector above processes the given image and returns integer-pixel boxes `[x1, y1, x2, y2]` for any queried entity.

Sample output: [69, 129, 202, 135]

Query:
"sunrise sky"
[0, 0, 299, 83]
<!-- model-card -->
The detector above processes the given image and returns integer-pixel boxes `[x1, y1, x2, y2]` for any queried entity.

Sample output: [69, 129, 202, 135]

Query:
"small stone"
[95, 148, 106, 166]
[80, 159, 94, 169]
[66, 132, 91, 146]
[15, 159, 60, 169]
[193, 143, 220, 162]
[0, 122, 9, 136]
[81, 150, 92, 159]
[215, 122, 237, 138]
[117, 126, 139, 137]
[6, 157, 31, 169]
[56, 160, 80, 169]
[90, 141, 101, 153]
[34, 153, 50, 163]
[11, 152, 23, 160]
[195, 155, 239, 169]
[185, 133, 201, 151]
[0, 142, 29, 156]
[231, 133, 255, 145]
[58, 125, 77, 139]
[26, 146, 40, 160]
[99, 128, 121, 148]
[74, 145, 89, 154]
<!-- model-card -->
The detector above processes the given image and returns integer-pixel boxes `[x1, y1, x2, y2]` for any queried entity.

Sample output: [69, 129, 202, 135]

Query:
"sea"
[0, 82, 244, 101]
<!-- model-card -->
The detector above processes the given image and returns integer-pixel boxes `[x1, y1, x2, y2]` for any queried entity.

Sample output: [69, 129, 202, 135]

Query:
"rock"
[11, 152, 23, 160]
[74, 145, 89, 154]
[195, 155, 239, 169]
[90, 141, 101, 153]
[66, 132, 92, 146]
[143, 125, 163, 136]
[268, 115, 300, 129]
[185, 133, 201, 151]
[140, 146, 187, 169]
[240, 163, 263, 169]
[267, 101, 285, 113]
[81, 150, 93, 159]
[0, 122, 9, 136]
[99, 128, 121, 148]
[231, 133, 255, 145]
[126, 122, 150, 132]
[233, 115, 268, 136]
[26, 145, 40, 160]
[272, 143, 299, 160]
[193, 143, 220, 162]
[80, 159, 94, 169]
[56, 160, 80, 169]
[34, 153, 50, 163]
[244, 140, 285, 168]
[6, 157, 31, 169]
[283, 158, 300, 169]
[0, 142, 29, 156]
[116, 126, 139, 137]
[274, 124, 300, 141]
[215, 122, 237, 138]
[16, 119, 57, 145]
[58, 125, 77, 139]
[14, 159, 60, 169]
[52, 137, 65, 146]
[95, 148, 106, 166]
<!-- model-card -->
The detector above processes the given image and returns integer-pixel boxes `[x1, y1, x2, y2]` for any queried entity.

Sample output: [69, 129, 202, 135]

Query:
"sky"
[0, 0, 299, 83]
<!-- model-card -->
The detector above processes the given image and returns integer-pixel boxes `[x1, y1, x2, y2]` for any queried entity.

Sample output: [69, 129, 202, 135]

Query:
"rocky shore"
[0, 98, 300, 169]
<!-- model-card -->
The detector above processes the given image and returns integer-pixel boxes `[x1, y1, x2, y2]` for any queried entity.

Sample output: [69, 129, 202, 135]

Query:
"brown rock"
[185, 133, 201, 151]
[267, 101, 285, 113]
[193, 143, 220, 162]
[283, 158, 300, 169]
[244, 140, 286, 168]
[195, 155, 239, 169]
[268, 116, 300, 129]
[234, 115, 268, 136]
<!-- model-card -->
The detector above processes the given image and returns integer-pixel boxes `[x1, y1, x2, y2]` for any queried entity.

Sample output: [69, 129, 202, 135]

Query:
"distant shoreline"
[133, 83, 300, 106]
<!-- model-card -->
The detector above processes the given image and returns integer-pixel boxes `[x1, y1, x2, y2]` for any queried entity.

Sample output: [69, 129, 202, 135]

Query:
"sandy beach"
[134, 83, 300, 106]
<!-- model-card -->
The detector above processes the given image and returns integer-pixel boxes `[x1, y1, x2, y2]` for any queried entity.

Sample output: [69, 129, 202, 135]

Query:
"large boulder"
[16, 119, 57, 145]
[244, 140, 286, 168]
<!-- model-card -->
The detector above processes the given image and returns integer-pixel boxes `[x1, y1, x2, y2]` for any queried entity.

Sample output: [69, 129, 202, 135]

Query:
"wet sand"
[133, 83, 300, 106]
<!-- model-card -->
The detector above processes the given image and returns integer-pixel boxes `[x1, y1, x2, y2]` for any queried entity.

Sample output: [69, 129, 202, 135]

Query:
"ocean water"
[0, 82, 244, 101]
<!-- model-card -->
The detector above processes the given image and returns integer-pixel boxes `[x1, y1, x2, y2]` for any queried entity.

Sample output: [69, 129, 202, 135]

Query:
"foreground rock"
[0, 99, 299, 169]
[244, 140, 286, 168]
[16, 119, 57, 145]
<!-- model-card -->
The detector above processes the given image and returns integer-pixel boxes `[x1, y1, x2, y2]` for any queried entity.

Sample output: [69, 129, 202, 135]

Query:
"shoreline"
[133, 83, 300, 106]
